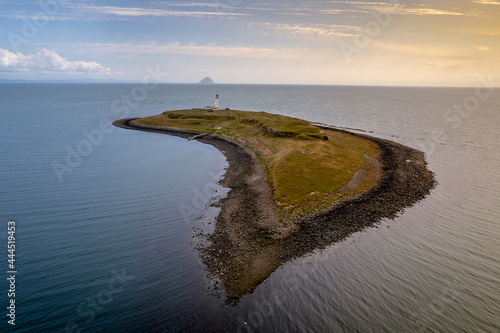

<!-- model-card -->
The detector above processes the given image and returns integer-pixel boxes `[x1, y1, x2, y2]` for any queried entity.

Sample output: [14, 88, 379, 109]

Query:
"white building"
[202, 94, 220, 111]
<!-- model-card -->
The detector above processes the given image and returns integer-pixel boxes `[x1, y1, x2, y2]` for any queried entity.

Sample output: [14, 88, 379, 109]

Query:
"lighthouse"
[201, 94, 222, 111]
[214, 94, 220, 110]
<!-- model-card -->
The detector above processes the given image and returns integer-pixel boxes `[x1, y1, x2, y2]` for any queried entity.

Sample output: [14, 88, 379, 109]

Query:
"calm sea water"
[1, 83, 499, 332]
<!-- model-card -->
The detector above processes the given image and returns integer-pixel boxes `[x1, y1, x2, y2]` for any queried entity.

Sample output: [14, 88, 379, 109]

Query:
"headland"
[113, 109, 435, 299]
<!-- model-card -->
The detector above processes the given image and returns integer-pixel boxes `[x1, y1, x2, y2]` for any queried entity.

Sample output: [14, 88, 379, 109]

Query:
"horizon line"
[0, 79, 493, 89]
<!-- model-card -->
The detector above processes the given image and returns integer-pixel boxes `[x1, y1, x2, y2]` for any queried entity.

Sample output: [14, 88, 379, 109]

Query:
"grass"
[136, 109, 379, 219]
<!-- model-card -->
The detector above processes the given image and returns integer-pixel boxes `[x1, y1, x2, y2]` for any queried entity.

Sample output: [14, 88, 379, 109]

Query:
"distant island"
[114, 108, 435, 298]
[199, 77, 215, 84]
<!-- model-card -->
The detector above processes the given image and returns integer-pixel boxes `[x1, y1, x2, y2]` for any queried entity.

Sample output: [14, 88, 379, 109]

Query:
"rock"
[199, 77, 215, 84]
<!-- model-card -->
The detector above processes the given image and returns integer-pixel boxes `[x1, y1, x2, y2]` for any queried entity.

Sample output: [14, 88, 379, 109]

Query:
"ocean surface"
[1, 83, 499, 332]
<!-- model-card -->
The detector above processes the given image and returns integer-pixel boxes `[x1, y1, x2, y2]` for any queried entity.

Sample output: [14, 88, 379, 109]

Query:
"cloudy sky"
[0, 0, 499, 86]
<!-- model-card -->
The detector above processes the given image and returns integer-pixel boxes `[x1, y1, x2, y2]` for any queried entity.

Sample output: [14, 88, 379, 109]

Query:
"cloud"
[449, 27, 500, 36]
[73, 42, 285, 59]
[374, 42, 466, 57]
[423, 59, 461, 70]
[259, 23, 358, 38]
[319, 2, 466, 16]
[155, 42, 281, 58]
[476, 46, 491, 51]
[0, 48, 111, 74]
[0, 3, 250, 22]
[370, 42, 490, 70]
[68, 5, 248, 18]
[327, 1, 395, 4]
[317, 8, 371, 15]
[393, 8, 465, 16]
[0, 14, 77, 21]
[162, 2, 231, 9]
[39, 41, 335, 63]
[474, 0, 500, 4]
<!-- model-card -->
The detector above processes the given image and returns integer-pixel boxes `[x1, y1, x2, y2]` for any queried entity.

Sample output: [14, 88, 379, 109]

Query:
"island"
[113, 108, 435, 298]
[199, 77, 215, 84]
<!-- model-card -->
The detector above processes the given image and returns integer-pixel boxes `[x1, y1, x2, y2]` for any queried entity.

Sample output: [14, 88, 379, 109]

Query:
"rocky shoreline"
[113, 118, 436, 299]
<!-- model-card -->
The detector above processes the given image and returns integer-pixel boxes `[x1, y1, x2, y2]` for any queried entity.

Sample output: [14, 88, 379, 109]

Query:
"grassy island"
[136, 109, 379, 219]
[114, 109, 435, 299]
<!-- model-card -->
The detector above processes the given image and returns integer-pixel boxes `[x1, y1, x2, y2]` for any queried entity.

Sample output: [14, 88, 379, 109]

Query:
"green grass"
[137, 109, 379, 219]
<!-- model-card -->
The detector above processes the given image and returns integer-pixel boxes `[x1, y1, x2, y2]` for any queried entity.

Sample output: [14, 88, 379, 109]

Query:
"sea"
[0, 83, 499, 332]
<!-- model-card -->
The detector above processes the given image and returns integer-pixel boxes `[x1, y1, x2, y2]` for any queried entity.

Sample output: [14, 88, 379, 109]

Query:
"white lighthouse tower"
[214, 94, 220, 110]
[202, 94, 222, 111]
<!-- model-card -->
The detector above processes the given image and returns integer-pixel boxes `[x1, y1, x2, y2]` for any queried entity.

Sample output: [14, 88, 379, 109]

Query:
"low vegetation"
[136, 109, 379, 218]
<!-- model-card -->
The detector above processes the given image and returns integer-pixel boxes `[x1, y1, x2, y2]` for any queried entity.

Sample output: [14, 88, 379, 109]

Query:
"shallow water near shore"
[1, 83, 499, 332]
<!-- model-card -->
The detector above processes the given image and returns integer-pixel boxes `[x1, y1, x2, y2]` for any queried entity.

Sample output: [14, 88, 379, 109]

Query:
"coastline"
[113, 118, 436, 298]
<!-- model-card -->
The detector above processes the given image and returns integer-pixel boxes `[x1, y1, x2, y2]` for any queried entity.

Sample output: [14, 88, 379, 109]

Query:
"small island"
[199, 77, 215, 84]
[114, 107, 435, 298]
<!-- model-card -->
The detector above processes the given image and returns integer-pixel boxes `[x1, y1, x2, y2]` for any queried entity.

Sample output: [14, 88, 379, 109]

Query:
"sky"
[0, 0, 499, 86]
